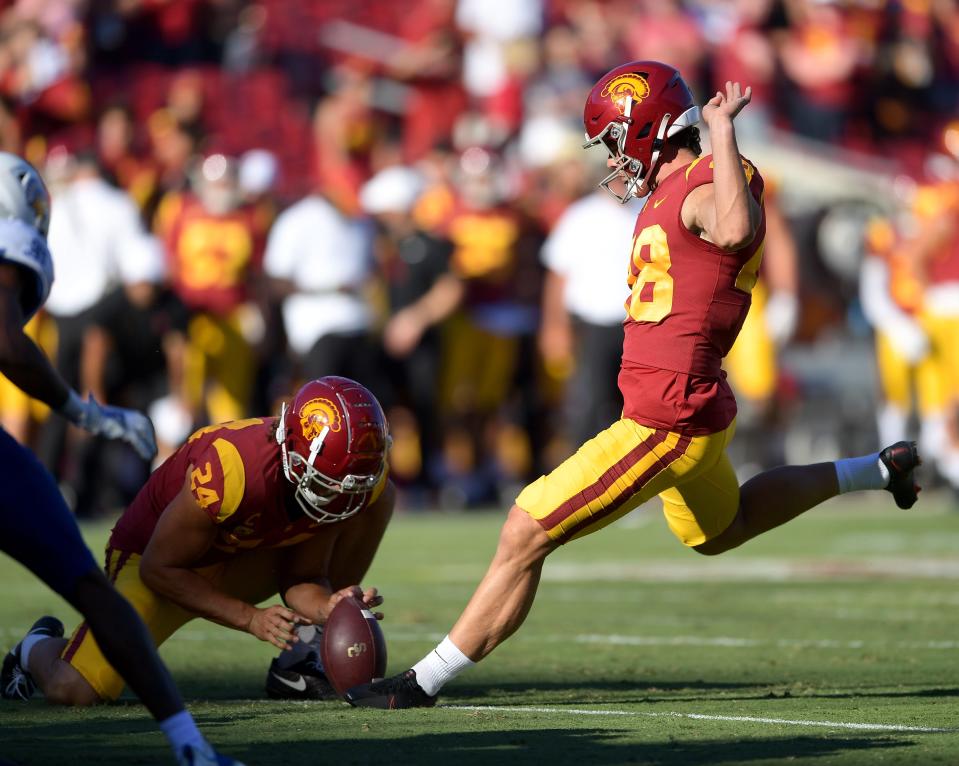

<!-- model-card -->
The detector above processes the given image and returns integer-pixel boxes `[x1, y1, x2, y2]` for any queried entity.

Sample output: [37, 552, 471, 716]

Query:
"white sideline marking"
[571, 634, 959, 651]
[3, 626, 956, 653]
[375, 631, 959, 651]
[446, 705, 953, 733]
[541, 557, 959, 583]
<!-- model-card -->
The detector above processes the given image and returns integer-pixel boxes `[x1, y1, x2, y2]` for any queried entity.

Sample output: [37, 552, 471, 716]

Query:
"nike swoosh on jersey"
[653, 196, 668, 208]
[271, 672, 307, 692]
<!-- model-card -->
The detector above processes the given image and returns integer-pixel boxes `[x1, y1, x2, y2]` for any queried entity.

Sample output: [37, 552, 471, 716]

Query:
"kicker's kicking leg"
[695, 442, 920, 556]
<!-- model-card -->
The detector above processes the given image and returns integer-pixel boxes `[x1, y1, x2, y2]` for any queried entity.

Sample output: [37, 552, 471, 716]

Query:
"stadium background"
[1, 0, 958, 515]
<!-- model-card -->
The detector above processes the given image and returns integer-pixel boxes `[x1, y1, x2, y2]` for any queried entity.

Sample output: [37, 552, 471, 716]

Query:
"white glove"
[764, 291, 799, 346]
[884, 316, 929, 364]
[61, 391, 158, 461]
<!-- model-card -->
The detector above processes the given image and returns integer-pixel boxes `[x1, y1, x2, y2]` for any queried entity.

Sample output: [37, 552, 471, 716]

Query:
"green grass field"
[2, 493, 958, 765]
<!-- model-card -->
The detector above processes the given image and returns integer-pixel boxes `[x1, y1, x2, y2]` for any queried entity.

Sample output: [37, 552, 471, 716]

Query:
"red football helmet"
[583, 61, 700, 202]
[276, 377, 389, 523]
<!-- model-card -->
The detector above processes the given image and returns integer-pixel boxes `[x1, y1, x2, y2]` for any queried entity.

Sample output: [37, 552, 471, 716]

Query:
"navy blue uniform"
[0, 218, 97, 597]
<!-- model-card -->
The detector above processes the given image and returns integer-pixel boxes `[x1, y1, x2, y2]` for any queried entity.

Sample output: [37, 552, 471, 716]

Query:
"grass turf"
[1, 492, 958, 765]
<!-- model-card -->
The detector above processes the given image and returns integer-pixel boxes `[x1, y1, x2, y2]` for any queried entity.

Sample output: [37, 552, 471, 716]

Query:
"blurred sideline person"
[438, 146, 544, 504]
[0, 152, 239, 766]
[859, 213, 944, 465]
[539, 179, 639, 450]
[723, 184, 799, 470]
[39, 148, 153, 506]
[346, 64, 922, 709]
[80, 234, 190, 503]
[18, 377, 393, 707]
[904, 143, 959, 489]
[263, 180, 378, 389]
[155, 153, 266, 426]
[360, 166, 462, 492]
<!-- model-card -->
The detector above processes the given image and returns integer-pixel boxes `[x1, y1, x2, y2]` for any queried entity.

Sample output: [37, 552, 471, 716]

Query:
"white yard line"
[571, 633, 959, 650]
[540, 557, 959, 583]
[446, 704, 954, 733]
[434, 556, 959, 583]
[1, 626, 955, 652]
[376, 631, 959, 651]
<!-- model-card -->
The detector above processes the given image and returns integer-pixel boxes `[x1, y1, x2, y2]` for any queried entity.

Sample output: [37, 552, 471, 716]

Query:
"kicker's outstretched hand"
[702, 81, 752, 126]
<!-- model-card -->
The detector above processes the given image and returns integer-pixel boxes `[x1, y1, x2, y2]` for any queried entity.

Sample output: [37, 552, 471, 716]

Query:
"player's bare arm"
[384, 273, 463, 358]
[140, 475, 310, 650]
[0, 263, 70, 408]
[682, 81, 761, 250]
[278, 501, 388, 623]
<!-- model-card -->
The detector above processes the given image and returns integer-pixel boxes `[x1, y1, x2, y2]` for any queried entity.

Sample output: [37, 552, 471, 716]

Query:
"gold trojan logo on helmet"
[299, 397, 342, 441]
[601, 73, 650, 115]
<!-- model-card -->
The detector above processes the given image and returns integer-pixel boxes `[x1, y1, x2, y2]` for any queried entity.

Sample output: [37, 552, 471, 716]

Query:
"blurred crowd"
[1, 0, 958, 513]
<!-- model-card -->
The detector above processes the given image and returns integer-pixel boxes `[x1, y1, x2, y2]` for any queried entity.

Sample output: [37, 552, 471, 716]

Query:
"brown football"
[320, 596, 388, 697]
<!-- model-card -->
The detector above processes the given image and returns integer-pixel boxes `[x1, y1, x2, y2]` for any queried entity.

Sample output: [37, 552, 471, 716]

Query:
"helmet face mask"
[583, 108, 654, 202]
[582, 62, 700, 203]
[285, 444, 386, 523]
[276, 378, 389, 524]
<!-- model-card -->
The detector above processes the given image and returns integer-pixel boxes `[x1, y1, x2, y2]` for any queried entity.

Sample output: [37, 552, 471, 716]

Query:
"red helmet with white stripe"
[276, 377, 389, 523]
[583, 61, 700, 202]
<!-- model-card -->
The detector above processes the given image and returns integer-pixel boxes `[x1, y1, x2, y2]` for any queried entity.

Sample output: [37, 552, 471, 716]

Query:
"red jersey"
[110, 418, 383, 565]
[619, 154, 766, 434]
[157, 193, 265, 316]
[912, 182, 959, 286]
[864, 217, 923, 314]
[448, 206, 541, 309]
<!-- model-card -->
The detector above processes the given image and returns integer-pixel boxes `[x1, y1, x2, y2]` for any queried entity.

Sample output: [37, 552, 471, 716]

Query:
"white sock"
[835, 453, 889, 494]
[411, 635, 475, 696]
[159, 710, 206, 754]
[20, 634, 48, 674]
[919, 415, 947, 461]
[876, 404, 908, 448]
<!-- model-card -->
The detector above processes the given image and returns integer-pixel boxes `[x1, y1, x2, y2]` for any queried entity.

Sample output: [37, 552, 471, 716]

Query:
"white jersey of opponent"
[0, 217, 53, 324]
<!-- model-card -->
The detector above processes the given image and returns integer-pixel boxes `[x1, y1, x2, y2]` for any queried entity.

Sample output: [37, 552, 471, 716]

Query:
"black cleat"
[265, 655, 338, 700]
[880, 441, 922, 509]
[1, 616, 64, 700]
[345, 669, 437, 709]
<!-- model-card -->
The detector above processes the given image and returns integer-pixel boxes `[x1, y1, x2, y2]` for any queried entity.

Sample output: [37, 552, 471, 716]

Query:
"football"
[320, 596, 387, 697]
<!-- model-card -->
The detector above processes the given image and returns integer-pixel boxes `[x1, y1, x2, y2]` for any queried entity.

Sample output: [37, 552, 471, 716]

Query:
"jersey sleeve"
[188, 437, 247, 524]
[683, 154, 765, 205]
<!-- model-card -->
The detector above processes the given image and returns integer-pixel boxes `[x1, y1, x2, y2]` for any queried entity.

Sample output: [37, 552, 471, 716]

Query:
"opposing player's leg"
[21, 547, 187, 705]
[346, 419, 718, 708]
[0, 431, 241, 763]
[0, 426, 102, 704]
